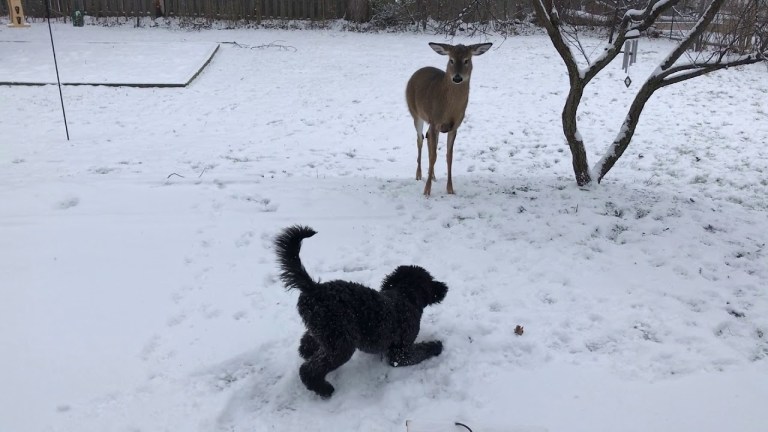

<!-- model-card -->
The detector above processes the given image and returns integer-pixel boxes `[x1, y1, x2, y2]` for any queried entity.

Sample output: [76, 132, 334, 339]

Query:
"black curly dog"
[275, 225, 448, 398]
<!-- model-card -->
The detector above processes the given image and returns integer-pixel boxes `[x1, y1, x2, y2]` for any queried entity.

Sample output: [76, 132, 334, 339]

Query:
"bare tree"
[533, 0, 768, 186]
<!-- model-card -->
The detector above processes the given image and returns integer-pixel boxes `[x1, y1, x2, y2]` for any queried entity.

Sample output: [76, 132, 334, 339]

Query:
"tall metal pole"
[44, 0, 70, 140]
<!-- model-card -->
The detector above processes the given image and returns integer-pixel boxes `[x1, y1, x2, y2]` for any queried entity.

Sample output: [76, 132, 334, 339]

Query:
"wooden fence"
[3, 0, 349, 21]
[3, 0, 530, 23]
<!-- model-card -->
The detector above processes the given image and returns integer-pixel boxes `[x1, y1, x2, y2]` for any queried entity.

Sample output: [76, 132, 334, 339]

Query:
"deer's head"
[428, 42, 493, 84]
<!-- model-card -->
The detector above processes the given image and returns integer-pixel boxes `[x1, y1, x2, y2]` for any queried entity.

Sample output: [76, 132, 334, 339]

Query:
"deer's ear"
[470, 42, 493, 56]
[428, 43, 452, 55]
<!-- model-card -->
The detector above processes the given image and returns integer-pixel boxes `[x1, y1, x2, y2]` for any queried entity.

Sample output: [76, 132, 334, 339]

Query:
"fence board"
[0, 0, 566, 22]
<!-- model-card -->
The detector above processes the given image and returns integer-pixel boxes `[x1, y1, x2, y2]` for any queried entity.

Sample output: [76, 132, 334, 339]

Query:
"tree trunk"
[563, 80, 592, 186]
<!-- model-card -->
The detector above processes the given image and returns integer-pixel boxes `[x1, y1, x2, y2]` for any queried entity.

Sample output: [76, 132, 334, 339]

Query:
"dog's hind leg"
[298, 332, 320, 360]
[387, 341, 443, 367]
[299, 343, 355, 398]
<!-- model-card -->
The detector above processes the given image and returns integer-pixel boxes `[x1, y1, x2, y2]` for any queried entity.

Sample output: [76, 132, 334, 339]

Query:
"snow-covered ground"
[1, 20, 767, 432]
[0, 39, 218, 85]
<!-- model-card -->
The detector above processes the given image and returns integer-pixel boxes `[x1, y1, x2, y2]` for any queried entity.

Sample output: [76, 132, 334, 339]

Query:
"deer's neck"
[443, 78, 470, 102]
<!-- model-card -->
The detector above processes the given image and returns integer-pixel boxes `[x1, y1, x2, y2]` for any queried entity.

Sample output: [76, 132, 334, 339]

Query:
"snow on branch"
[648, 0, 766, 87]
[624, 0, 679, 33]
[658, 54, 764, 87]
[658, 0, 726, 71]
[577, 0, 679, 82]
[532, 0, 581, 79]
[591, 0, 766, 184]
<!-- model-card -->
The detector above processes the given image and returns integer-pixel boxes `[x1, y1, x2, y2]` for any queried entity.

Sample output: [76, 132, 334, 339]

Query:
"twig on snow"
[252, 40, 297, 52]
[220, 40, 297, 52]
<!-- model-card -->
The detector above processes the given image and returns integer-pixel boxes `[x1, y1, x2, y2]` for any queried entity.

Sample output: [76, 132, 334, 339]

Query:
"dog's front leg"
[387, 341, 443, 367]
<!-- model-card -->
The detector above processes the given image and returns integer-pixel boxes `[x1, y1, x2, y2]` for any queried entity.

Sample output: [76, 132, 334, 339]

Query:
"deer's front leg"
[415, 121, 424, 180]
[426, 131, 436, 181]
[446, 130, 457, 194]
[423, 125, 439, 196]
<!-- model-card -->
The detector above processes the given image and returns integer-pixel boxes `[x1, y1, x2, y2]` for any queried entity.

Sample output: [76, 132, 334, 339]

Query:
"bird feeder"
[72, 0, 84, 26]
[7, 0, 30, 27]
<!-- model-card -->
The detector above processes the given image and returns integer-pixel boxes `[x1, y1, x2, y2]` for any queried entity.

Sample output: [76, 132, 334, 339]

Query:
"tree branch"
[659, 54, 764, 87]
[591, 75, 662, 183]
[532, 0, 580, 80]
[582, 0, 679, 82]
[626, 0, 678, 33]
[650, 0, 767, 87]
[655, 48, 733, 79]
[658, 0, 726, 70]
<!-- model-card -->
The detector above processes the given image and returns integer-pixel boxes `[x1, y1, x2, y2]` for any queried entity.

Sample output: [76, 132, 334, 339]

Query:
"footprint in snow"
[166, 313, 187, 327]
[140, 334, 162, 361]
[57, 197, 80, 210]
[89, 167, 117, 175]
[236, 231, 255, 247]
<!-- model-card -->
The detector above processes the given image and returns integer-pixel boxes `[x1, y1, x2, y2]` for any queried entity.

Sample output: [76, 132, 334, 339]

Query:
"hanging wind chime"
[622, 29, 640, 87]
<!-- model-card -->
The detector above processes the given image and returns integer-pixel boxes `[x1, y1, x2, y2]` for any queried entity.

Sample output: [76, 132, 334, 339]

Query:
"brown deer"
[406, 42, 492, 196]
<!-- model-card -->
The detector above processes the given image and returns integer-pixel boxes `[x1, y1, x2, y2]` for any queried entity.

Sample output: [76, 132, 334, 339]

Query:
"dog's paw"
[425, 340, 443, 357]
[311, 381, 335, 399]
[300, 365, 335, 399]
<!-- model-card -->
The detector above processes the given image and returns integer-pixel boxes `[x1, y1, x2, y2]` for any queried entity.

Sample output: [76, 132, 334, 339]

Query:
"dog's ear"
[429, 281, 448, 305]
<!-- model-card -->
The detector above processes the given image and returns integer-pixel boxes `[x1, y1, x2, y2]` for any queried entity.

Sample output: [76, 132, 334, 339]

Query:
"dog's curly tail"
[274, 225, 318, 292]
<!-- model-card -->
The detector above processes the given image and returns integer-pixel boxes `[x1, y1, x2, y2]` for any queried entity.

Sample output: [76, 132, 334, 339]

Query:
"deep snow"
[1, 20, 767, 432]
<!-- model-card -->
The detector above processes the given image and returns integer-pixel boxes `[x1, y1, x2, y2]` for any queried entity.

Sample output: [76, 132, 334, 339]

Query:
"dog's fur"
[274, 225, 448, 398]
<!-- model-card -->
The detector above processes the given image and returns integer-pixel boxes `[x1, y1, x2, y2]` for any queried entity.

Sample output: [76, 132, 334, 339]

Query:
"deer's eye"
[464, 59, 469, 65]
[449, 59, 455, 64]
